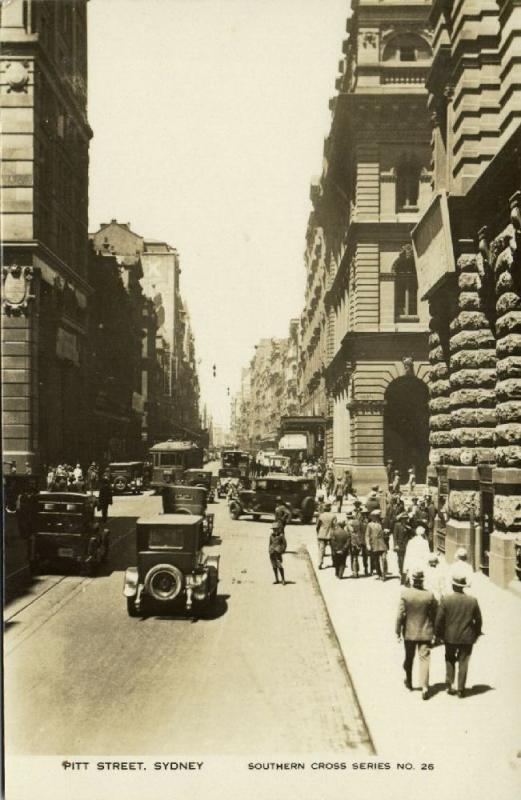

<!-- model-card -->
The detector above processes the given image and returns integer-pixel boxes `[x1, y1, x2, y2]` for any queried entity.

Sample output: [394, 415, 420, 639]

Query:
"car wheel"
[301, 496, 316, 524]
[102, 539, 110, 563]
[145, 563, 184, 602]
[127, 596, 139, 617]
[85, 560, 97, 577]
[229, 502, 241, 520]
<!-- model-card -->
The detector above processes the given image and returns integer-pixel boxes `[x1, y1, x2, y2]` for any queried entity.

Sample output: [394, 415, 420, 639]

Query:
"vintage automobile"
[216, 467, 241, 498]
[183, 468, 215, 503]
[109, 461, 144, 495]
[228, 475, 316, 524]
[123, 514, 220, 617]
[162, 485, 214, 542]
[22, 492, 109, 575]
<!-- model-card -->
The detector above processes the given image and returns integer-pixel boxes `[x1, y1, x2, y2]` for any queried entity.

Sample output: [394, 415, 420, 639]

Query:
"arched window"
[382, 33, 432, 63]
[393, 247, 418, 320]
[396, 155, 420, 211]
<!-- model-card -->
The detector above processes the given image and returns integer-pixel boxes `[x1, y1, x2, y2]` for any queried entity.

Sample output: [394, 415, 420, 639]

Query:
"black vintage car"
[216, 467, 241, 498]
[23, 492, 109, 575]
[109, 461, 144, 495]
[162, 485, 215, 542]
[228, 475, 316, 524]
[123, 514, 220, 617]
[183, 468, 215, 503]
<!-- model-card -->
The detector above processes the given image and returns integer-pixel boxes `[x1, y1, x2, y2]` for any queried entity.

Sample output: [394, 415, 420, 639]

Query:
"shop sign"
[412, 191, 456, 300]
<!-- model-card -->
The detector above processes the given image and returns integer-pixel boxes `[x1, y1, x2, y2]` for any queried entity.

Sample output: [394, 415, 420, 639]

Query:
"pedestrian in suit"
[366, 509, 388, 579]
[334, 476, 345, 514]
[435, 570, 483, 697]
[396, 568, 438, 699]
[98, 476, 113, 523]
[269, 522, 287, 585]
[316, 502, 337, 569]
[393, 511, 411, 582]
[330, 519, 350, 579]
[350, 510, 364, 577]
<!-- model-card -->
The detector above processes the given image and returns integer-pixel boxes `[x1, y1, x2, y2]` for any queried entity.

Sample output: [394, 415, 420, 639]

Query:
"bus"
[221, 449, 250, 479]
[150, 440, 203, 490]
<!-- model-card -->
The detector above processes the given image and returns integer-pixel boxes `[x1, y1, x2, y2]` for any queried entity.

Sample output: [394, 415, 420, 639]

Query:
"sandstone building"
[299, 0, 433, 489]
[412, 0, 521, 587]
[90, 220, 201, 443]
[1, 0, 92, 471]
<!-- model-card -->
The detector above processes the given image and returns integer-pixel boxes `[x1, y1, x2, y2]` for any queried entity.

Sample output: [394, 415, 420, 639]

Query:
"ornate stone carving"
[402, 356, 414, 375]
[2, 264, 35, 315]
[5, 61, 30, 93]
[346, 398, 386, 415]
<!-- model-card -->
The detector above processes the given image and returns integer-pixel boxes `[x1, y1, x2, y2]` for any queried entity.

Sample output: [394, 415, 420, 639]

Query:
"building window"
[394, 252, 418, 320]
[400, 46, 416, 62]
[396, 156, 420, 211]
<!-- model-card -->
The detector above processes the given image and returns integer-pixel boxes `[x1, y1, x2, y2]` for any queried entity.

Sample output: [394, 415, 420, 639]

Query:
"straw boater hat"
[411, 568, 424, 583]
[370, 509, 381, 517]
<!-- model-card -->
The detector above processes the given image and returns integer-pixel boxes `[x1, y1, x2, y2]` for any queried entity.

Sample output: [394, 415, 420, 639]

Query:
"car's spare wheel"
[145, 564, 184, 601]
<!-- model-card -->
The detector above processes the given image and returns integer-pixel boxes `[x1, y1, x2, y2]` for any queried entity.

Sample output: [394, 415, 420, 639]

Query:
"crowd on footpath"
[268, 468, 483, 702]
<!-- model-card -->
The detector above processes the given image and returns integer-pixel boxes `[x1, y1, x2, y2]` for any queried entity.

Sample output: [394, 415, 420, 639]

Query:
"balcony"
[381, 65, 429, 86]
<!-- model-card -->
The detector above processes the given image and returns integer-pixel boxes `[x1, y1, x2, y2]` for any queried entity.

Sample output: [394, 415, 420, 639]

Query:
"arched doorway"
[384, 376, 429, 483]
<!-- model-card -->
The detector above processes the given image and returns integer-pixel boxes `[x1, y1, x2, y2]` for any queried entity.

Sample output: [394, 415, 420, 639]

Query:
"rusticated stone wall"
[448, 254, 497, 471]
[428, 294, 453, 467]
[491, 202, 521, 558]
[493, 220, 521, 473]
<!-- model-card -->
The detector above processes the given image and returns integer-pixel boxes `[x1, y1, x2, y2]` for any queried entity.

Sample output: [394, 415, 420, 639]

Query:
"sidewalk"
[303, 527, 521, 771]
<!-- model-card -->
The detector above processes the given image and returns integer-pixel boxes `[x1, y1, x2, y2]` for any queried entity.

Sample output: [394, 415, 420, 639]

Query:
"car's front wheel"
[28, 559, 40, 576]
[229, 502, 241, 520]
[301, 497, 316, 524]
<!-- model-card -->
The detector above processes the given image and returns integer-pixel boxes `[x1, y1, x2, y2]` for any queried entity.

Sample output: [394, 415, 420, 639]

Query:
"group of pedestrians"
[45, 462, 114, 522]
[397, 562, 482, 700]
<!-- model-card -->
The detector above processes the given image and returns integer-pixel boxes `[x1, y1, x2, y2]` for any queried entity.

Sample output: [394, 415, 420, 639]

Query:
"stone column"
[490, 194, 521, 587]
[446, 250, 497, 565]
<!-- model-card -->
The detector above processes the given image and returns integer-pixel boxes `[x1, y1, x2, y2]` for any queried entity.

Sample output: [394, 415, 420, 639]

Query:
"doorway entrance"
[384, 376, 429, 483]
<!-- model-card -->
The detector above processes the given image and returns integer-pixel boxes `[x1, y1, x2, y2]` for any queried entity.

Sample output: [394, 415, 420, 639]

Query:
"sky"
[88, 0, 349, 428]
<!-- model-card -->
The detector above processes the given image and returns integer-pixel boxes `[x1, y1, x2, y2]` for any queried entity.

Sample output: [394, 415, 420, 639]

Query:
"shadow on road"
[139, 593, 230, 622]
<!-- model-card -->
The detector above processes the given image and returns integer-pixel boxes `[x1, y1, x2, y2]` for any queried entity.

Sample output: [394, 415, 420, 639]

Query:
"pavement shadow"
[465, 684, 494, 698]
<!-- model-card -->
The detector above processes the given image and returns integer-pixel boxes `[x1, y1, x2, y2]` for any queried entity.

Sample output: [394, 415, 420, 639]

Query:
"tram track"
[4, 523, 136, 655]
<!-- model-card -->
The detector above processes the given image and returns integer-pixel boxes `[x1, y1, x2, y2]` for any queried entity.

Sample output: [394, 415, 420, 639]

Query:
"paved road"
[4, 481, 372, 755]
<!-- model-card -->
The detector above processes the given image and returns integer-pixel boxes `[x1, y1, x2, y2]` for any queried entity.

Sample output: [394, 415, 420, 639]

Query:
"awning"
[279, 434, 307, 451]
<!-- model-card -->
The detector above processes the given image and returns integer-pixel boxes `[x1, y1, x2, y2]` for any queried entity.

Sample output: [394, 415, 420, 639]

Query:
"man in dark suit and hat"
[435, 569, 483, 697]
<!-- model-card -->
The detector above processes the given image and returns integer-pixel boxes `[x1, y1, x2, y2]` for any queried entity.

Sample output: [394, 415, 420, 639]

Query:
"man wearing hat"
[447, 547, 473, 592]
[268, 522, 287, 585]
[435, 569, 483, 697]
[365, 508, 388, 579]
[365, 486, 380, 515]
[403, 525, 430, 583]
[396, 567, 437, 699]
[330, 518, 351, 579]
[393, 511, 411, 583]
[316, 501, 337, 569]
